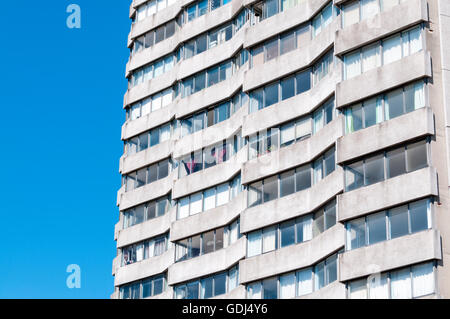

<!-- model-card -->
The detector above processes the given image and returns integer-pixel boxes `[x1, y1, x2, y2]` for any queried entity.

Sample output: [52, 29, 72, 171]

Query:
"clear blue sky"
[0, 1, 130, 298]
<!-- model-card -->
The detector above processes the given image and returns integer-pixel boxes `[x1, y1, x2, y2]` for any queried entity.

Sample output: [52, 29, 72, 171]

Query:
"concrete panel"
[297, 281, 346, 299]
[242, 72, 338, 137]
[335, 0, 428, 56]
[115, 248, 175, 286]
[120, 140, 174, 174]
[241, 168, 344, 233]
[171, 192, 246, 241]
[239, 224, 345, 284]
[242, 117, 342, 184]
[175, 68, 245, 118]
[337, 167, 438, 222]
[336, 51, 432, 108]
[117, 208, 172, 248]
[121, 105, 175, 140]
[336, 107, 435, 164]
[168, 237, 246, 285]
[172, 149, 245, 199]
[339, 229, 442, 282]
[173, 105, 247, 159]
[119, 171, 176, 210]
[243, 20, 337, 92]
[244, 0, 330, 48]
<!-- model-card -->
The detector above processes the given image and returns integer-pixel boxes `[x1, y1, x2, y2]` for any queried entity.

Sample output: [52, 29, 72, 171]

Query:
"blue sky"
[0, 2, 130, 298]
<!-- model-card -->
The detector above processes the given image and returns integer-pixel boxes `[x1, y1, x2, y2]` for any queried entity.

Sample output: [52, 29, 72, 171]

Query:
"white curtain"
[376, 97, 384, 123]
[248, 283, 262, 299]
[141, 98, 151, 116]
[390, 268, 412, 299]
[203, 188, 216, 211]
[152, 93, 162, 111]
[230, 221, 238, 244]
[303, 217, 313, 241]
[383, 35, 402, 65]
[296, 118, 311, 139]
[349, 279, 368, 299]
[412, 263, 434, 298]
[178, 197, 190, 219]
[414, 82, 425, 109]
[297, 268, 313, 296]
[159, 125, 171, 142]
[216, 184, 229, 206]
[368, 274, 389, 298]
[147, 240, 155, 258]
[280, 123, 295, 145]
[313, 109, 324, 134]
[362, 43, 380, 73]
[344, 51, 361, 80]
[408, 27, 422, 55]
[190, 192, 203, 215]
[147, 1, 157, 15]
[136, 244, 144, 262]
[137, 7, 147, 22]
[280, 273, 296, 299]
[361, 0, 379, 20]
[262, 226, 276, 253]
[228, 267, 238, 291]
[247, 231, 262, 257]
[162, 89, 172, 107]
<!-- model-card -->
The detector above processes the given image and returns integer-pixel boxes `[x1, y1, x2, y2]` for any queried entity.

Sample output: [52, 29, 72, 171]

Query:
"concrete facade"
[113, 0, 450, 299]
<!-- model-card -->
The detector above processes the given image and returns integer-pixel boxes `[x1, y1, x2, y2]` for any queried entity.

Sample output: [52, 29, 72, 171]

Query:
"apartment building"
[112, 0, 450, 299]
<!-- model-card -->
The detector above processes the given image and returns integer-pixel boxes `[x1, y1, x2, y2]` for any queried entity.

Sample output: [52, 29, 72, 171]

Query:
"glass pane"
[406, 141, 428, 172]
[367, 212, 387, 245]
[368, 273, 389, 299]
[385, 88, 404, 120]
[201, 277, 213, 299]
[280, 220, 296, 248]
[314, 261, 325, 290]
[248, 181, 263, 207]
[281, 76, 295, 101]
[262, 277, 278, 299]
[390, 268, 412, 299]
[363, 98, 378, 128]
[280, 31, 296, 55]
[324, 149, 335, 177]
[347, 218, 366, 250]
[409, 199, 429, 233]
[295, 165, 311, 191]
[136, 168, 147, 187]
[215, 228, 224, 250]
[297, 268, 313, 296]
[203, 188, 216, 211]
[387, 148, 406, 178]
[262, 226, 276, 253]
[349, 279, 367, 299]
[265, 39, 279, 61]
[389, 205, 409, 239]
[344, 51, 361, 80]
[362, 43, 380, 73]
[264, 83, 279, 108]
[247, 230, 262, 257]
[361, 0, 379, 20]
[364, 155, 385, 186]
[194, 72, 206, 92]
[263, 176, 279, 203]
[296, 70, 311, 95]
[412, 263, 434, 298]
[280, 273, 296, 299]
[196, 34, 207, 54]
[207, 67, 219, 87]
[216, 183, 229, 206]
[325, 255, 337, 284]
[190, 235, 201, 257]
[190, 192, 203, 215]
[383, 35, 402, 65]
[202, 231, 215, 254]
[187, 282, 199, 299]
[280, 170, 295, 197]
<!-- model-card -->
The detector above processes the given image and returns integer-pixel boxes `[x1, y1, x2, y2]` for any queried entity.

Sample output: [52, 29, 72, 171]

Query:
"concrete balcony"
[242, 117, 342, 185]
[239, 224, 345, 284]
[297, 281, 346, 299]
[125, 67, 178, 106]
[243, 19, 338, 92]
[172, 147, 246, 200]
[242, 71, 338, 137]
[336, 107, 435, 164]
[116, 207, 173, 248]
[241, 168, 344, 234]
[339, 229, 441, 282]
[121, 104, 175, 140]
[114, 247, 175, 286]
[173, 104, 248, 159]
[168, 236, 246, 285]
[337, 167, 438, 222]
[175, 66, 246, 118]
[171, 192, 246, 241]
[336, 51, 432, 108]
[120, 140, 175, 175]
[243, 0, 330, 49]
[212, 285, 246, 299]
[119, 171, 176, 211]
[335, 0, 429, 56]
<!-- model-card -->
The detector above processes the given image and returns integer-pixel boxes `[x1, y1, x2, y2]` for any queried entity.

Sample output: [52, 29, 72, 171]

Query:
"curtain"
[247, 231, 262, 257]
[412, 263, 434, 297]
[136, 244, 144, 262]
[368, 274, 389, 298]
[303, 217, 313, 241]
[383, 35, 402, 65]
[414, 82, 425, 109]
[262, 227, 276, 253]
[345, 108, 354, 134]
[178, 197, 190, 219]
[376, 97, 383, 123]
[190, 192, 203, 215]
[390, 268, 412, 299]
[343, 1, 360, 28]
[147, 240, 155, 258]
[228, 267, 238, 291]
[362, 44, 380, 73]
[280, 273, 296, 299]
[216, 184, 229, 206]
[409, 27, 422, 55]
[152, 93, 162, 111]
[297, 268, 313, 296]
[203, 188, 216, 211]
[344, 51, 361, 80]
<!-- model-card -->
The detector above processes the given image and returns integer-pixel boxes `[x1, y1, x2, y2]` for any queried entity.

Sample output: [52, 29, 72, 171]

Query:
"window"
[281, 77, 295, 101]
[280, 170, 295, 197]
[343, 1, 360, 28]
[280, 273, 296, 299]
[120, 274, 166, 299]
[346, 199, 431, 250]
